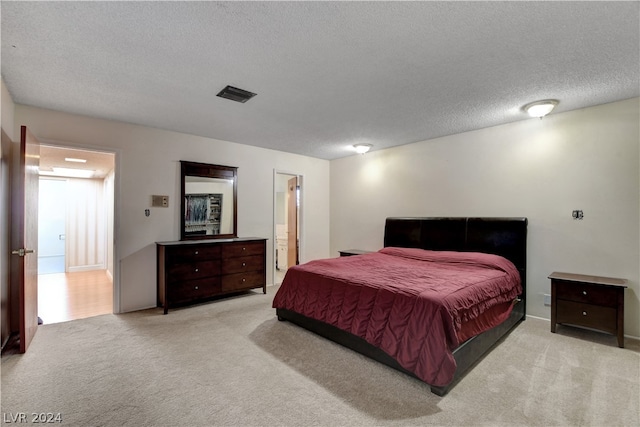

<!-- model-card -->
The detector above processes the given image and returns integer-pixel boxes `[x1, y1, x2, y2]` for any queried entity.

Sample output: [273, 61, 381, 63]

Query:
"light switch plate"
[152, 195, 169, 207]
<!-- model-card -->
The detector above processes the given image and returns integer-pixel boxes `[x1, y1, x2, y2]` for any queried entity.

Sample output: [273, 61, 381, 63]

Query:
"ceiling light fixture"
[40, 167, 95, 178]
[524, 99, 559, 118]
[353, 144, 373, 154]
[65, 157, 87, 163]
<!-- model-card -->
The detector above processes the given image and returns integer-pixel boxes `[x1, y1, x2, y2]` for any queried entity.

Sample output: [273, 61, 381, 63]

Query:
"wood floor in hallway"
[38, 270, 113, 325]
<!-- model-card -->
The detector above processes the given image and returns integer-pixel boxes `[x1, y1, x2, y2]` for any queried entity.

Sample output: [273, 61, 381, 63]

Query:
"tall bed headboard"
[384, 217, 528, 292]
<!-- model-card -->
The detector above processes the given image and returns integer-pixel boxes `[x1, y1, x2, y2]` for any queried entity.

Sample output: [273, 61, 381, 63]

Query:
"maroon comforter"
[272, 247, 522, 386]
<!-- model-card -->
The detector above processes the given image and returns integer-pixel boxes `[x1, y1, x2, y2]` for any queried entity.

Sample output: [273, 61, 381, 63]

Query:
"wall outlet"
[543, 294, 551, 306]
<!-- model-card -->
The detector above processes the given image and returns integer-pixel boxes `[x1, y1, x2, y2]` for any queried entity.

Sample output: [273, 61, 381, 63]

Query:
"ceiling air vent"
[216, 85, 257, 103]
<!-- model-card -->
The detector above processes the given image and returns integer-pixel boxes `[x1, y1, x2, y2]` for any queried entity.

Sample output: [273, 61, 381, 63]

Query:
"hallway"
[38, 270, 113, 324]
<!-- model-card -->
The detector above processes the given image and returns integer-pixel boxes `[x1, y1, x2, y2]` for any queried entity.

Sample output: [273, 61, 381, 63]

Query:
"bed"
[273, 217, 527, 396]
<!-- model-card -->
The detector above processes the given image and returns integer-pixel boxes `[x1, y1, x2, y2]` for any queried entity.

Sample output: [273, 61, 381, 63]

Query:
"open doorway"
[274, 171, 301, 285]
[37, 145, 115, 324]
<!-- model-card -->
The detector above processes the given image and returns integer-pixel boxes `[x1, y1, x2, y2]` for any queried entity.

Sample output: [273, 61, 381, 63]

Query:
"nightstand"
[549, 272, 627, 347]
[338, 249, 373, 257]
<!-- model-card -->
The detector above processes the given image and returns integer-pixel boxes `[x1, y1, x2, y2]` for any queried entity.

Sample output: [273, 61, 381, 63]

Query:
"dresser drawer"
[166, 244, 221, 264]
[222, 241, 264, 258]
[556, 300, 617, 334]
[222, 270, 264, 292]
[222, 255, 263, 274]
[167, 277, 222, 303]
[555, 281, 618, 307]
[167, 260, 221, 281]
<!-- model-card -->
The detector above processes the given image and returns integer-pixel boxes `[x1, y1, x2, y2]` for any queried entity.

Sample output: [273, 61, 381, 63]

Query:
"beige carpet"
[1, 286, 638, 426]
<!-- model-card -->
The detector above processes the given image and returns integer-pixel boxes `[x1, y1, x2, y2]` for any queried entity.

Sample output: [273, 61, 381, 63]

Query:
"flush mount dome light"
[524, 99, 559, 118]
[353, 143, 373, 154]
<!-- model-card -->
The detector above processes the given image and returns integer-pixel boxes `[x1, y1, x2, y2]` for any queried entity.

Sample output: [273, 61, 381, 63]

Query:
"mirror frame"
[180, 160, 238, 240]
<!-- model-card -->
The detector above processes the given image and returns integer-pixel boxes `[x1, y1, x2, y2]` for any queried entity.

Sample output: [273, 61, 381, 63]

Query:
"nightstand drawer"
[556, 300, 617, 335]
[555, 281, 618, 307]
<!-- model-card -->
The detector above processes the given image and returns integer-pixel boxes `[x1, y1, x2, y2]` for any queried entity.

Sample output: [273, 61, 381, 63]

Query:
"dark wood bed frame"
[276, 217, 528, 396]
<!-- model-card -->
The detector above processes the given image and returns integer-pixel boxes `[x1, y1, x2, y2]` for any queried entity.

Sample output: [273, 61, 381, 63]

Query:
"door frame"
[1, 129, 12, 349]
[38, 140, 121, 314]
[272, 169, 303, 286]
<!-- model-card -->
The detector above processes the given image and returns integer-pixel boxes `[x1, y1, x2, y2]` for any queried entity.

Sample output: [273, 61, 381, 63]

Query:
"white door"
[38, 178, 66, 274]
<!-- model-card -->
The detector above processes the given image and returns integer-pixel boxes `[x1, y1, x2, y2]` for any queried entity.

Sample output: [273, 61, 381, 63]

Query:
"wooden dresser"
[157, 238, 267, 313]
[549, 272, 627, 347]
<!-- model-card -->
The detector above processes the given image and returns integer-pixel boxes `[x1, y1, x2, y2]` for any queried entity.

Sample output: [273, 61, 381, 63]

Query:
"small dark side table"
[549, 272, 627, 348]
[338, 249, 373, 257]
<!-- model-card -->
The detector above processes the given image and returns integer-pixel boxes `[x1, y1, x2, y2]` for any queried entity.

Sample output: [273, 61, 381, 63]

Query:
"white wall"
[330, 98, 640, 338]
[66, 178, 106, 272]
[1, 79, 16, 140]
[15, 105, 331, 313]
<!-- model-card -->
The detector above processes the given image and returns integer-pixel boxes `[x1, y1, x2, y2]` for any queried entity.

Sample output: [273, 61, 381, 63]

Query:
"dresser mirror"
[180, 161, 238, 240]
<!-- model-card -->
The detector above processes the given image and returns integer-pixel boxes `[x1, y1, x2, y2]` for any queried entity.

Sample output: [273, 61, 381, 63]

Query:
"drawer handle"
[195, 268, 199, 272]
[242, 278, 246, 282]
[195, 251, 199, 255]
[582, 291, 587, 296]
[242, 262, 246, 267]
[242, 247, 246, 251]
[195, 286, 199, 290]
[582, 311, 587, 316]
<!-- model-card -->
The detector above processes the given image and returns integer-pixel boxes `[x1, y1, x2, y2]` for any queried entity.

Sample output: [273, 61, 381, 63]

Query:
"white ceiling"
[38, 145, 115, 179]
[2, 1, 638, 160]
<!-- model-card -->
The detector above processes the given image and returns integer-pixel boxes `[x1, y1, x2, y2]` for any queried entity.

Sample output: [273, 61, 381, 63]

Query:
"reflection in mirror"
[180, 161, 238, 240]
[184, 177, 234, 236]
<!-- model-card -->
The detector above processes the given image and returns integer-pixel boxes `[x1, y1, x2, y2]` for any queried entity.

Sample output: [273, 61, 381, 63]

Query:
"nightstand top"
[548, 271, 627, 288]
[338, 249, 374, 256]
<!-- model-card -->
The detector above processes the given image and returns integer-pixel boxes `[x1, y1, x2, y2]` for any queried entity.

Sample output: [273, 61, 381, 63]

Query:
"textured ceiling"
[2, 1, 638, 160]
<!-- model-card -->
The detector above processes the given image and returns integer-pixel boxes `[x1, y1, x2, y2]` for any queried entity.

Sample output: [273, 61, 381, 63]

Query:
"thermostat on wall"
[152, 195, 169, 207]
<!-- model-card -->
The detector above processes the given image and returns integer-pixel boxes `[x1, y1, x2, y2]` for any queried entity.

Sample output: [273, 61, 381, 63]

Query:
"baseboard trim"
[527, 314, 640, 341]
[68, 264, 105, 273]
[525, 314, 550, 322]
